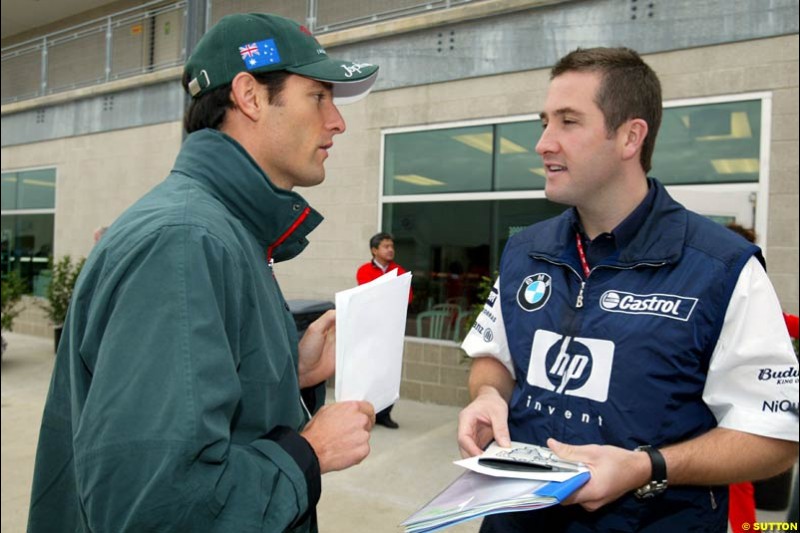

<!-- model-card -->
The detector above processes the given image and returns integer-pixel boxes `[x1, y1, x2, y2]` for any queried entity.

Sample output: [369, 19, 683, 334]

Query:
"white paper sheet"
[335, 270, 412, 412]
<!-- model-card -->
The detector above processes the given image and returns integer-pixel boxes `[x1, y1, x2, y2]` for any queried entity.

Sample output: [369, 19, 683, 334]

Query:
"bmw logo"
[517, 274, 552, 312]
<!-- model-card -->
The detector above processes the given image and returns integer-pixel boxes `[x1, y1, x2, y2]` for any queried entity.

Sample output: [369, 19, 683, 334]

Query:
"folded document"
[403, 442, 590, 532]
[402, 469, 590, 533]
[334, 270, 412, 413]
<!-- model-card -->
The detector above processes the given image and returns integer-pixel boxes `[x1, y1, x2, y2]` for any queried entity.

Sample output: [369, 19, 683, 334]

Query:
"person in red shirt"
[356, 232, 412, 428]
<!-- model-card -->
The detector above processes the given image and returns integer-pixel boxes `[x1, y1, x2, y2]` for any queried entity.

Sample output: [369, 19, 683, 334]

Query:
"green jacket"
[28, 130, 326, 532]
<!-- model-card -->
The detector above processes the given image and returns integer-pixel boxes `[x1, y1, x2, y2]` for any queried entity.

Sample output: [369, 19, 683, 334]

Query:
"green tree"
[1, 271, 27, 332]
[42, 255, 86, 326]
[460, 272, 498, 343]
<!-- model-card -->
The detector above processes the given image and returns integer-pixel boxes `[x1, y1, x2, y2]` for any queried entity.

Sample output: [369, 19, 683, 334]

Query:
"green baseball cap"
[184, 13, 379, 104]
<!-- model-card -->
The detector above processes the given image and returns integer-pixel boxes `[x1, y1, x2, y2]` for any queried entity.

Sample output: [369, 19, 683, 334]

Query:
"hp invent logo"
[599, 290, 698, 321]
[527, 330, 615, 402]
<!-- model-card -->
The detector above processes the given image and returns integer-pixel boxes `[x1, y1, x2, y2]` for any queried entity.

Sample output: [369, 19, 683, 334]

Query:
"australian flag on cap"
[239, 39, 281, 70]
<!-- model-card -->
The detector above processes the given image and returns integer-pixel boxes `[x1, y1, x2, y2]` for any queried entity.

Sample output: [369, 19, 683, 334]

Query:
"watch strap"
[634, 445, 668, 499]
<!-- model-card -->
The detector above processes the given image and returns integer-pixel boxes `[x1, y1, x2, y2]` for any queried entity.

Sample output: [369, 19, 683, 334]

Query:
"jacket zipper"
[532, 256, 585, 309]
[531, 256, 668, 310]
[576, 281, 586, 308]
[266, 206, 311, 266]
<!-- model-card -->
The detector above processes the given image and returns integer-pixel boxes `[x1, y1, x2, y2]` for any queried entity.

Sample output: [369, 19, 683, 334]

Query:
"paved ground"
[2, 332, 793, 532]
[1, 332, 478, 533]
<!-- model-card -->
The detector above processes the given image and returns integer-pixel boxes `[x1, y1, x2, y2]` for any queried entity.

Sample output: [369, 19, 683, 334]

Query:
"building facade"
[2, 0, 798, 405]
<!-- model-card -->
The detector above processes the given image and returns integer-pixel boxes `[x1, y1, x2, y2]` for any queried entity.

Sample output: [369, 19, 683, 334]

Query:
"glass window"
[1, 172, 17, 210]
[653, 100, 761, 185]
[495, 121, 545, 191]
[384, 125, 493, 195]
[383, 199, 566, 339]
[18, 168, 57, 209]
[381, 96, 764, 340]
[1, 168, 56, 295]
[1, 214, 54, 296]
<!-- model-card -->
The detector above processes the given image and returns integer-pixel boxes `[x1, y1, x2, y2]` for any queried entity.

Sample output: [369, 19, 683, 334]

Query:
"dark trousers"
[376, 404, 394, 421]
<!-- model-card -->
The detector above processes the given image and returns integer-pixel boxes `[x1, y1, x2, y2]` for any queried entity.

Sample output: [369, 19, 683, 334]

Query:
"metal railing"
[1, 0, 480, 105]
[1, 0, 188, 105]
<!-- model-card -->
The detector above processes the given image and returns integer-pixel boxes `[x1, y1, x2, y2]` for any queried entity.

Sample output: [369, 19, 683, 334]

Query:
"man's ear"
[621, 118, 649, 162]
[230, 72, 263, 122]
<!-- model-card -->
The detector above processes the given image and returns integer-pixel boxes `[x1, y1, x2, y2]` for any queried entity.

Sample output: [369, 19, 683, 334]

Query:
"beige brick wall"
[1, 121, 184, 261]
[401, 339, 472, 407]
[278, 35, 799, 404]
[4, 36, 796, 408]
[278, 35, 800, 319]
[2, 122, 183, 341]
[7, 296, 53, 340]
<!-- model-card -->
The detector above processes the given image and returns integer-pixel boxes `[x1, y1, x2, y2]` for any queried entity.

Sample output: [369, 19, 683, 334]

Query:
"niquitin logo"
[599, 290, 698, 321]
[762, 399, 799, 414]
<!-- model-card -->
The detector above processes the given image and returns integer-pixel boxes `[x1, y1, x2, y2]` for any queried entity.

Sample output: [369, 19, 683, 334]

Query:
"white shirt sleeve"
[703, 256, 799, 442]
[460, 277, 516, 379]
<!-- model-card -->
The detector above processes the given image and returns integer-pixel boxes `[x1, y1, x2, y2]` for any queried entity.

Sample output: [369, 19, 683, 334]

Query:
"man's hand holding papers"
[545, 437, 652, 512]
[297, 309, 337, 388]
[301, 401, 375, 473]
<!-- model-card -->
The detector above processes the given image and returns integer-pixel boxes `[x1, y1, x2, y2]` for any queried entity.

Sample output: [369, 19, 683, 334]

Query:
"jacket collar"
[171, 129, 323, 263]
[528, 178, 686, 267]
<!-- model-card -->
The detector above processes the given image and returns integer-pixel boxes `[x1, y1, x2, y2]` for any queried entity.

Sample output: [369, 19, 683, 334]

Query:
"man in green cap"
[28, 13, 379, 533]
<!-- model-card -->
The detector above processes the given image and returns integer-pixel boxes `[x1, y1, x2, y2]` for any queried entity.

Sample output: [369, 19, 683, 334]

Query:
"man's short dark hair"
[726, 222, 756, 244]
[182, 70, 291, 133]
[551, 47, 663, 173]
[369, 232, 393, 250]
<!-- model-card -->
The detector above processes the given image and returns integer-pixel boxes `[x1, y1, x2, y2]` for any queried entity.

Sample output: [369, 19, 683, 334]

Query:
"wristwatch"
[634, 445, 668, 499]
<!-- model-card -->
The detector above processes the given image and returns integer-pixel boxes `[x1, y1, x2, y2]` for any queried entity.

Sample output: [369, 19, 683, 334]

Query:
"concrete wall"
[3, 35, 797, 407]
[9, 296, 52, 340]
[1, 121, 183, 259]
[401, 339, 472, 407]
[278, 34, 800, 317]
[649, 36, 800, 314]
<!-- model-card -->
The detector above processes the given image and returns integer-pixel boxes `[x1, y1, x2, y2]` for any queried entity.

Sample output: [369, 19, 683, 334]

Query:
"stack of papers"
[334, 270, 412, 413]
[402, 442, 590, 532]
[402, 470, 590, 532]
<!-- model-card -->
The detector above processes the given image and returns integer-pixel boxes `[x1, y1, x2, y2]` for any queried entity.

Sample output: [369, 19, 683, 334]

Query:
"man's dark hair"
[369, 232, 393, 250]
[551, 47, 663, 173]
[726, 222, 756, 244]
[182, 70, 291, 133]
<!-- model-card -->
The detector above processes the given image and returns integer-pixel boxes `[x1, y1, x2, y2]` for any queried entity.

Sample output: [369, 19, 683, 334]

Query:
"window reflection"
[384, 125, 493, 195]
[384, 200, 566, 340]
[496, 121, 545, 191]
[653, 100, 761, 184]
[381, 98, 762, 340]
[1, 168, 56, 295]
